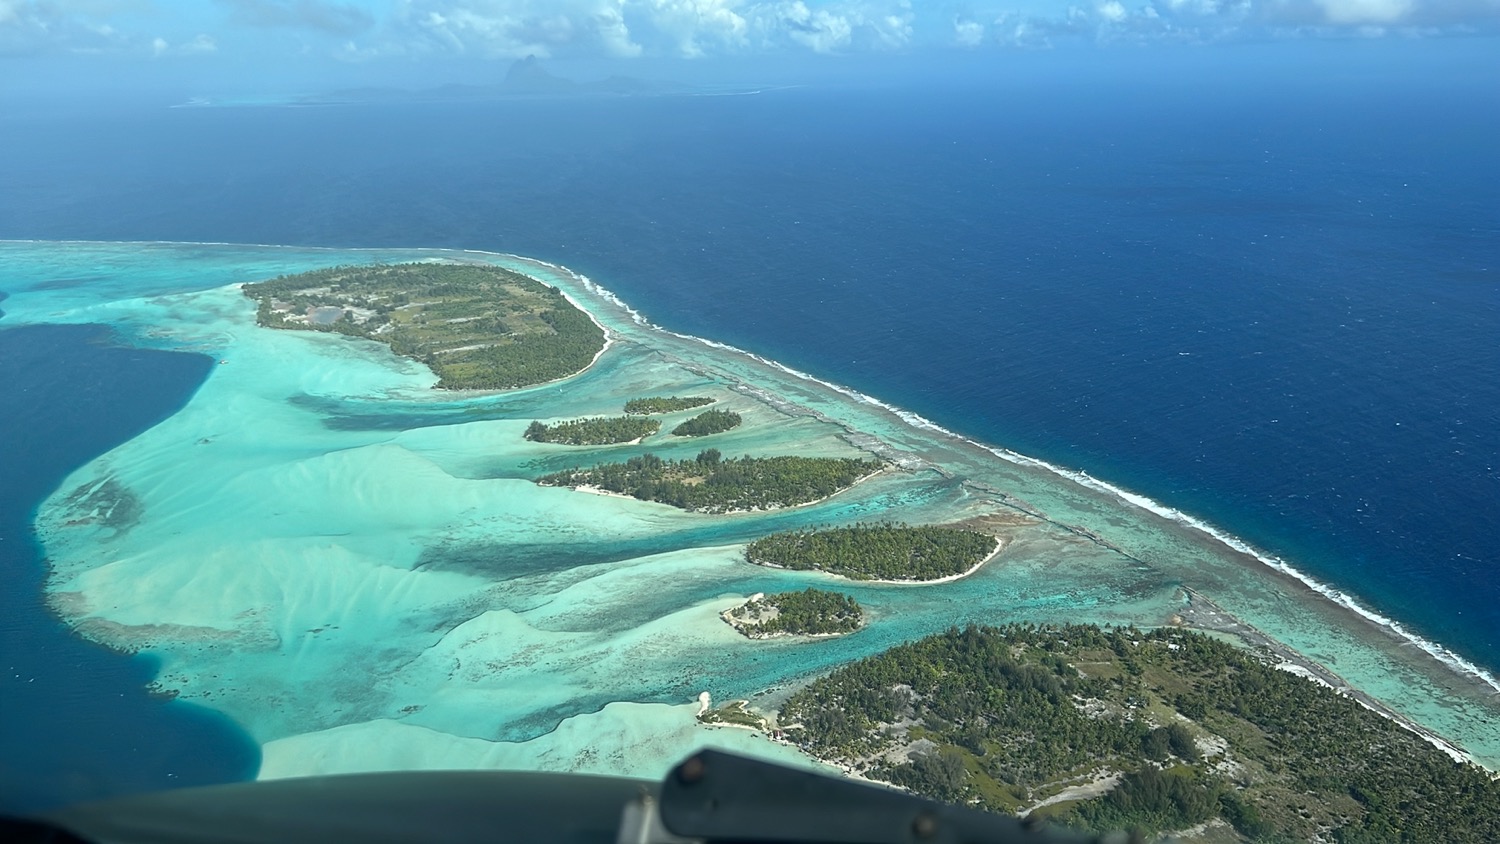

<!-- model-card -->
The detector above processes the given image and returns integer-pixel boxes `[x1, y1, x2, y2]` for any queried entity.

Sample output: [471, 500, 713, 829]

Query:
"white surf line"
[40, 239, 1495, 697]
[547, 259, 1500, 697]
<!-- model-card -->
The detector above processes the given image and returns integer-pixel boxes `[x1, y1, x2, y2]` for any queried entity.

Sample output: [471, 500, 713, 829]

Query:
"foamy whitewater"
[7, 240, 1499, 780]
[578, 254, 1500, 698]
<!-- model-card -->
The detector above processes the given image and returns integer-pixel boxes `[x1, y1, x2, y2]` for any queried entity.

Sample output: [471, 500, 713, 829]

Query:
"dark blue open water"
[0, 325, 259, 812]
[1, 42, 1496, 810]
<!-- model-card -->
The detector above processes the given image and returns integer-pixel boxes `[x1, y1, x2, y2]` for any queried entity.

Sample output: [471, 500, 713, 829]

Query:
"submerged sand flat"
[5, 240, 1498, 779]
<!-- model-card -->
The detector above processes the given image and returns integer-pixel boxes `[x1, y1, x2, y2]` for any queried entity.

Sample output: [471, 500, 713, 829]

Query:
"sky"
[0, 0, 1497, 95]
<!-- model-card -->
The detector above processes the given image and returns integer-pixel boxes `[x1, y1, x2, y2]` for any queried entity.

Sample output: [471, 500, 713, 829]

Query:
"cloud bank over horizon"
[2, 0, 1497, 68]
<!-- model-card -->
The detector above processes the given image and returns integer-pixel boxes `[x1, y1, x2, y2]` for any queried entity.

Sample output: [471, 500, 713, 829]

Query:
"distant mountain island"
[296, 56, 686, 105]
[502, 55, 667, 95]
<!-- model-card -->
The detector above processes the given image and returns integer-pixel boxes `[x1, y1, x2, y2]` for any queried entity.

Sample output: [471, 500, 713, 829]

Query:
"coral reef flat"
[4, 240, 1497, 784]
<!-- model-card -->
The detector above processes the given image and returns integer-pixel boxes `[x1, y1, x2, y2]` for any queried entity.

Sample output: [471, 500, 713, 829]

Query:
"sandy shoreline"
[454, 324, 616, 394]
[544, 247, 1500, 719]
[562, 467, 887, 514]
[766, 360, 1500, 765]
[866, 537, 1005, 586]
[572, 483, 640, 502]
[745, 536, 1005, 586]
[378, 257, 1500, 771]
[704, 589, 1490, 801]
[231, 274, 618, 398]
[449, 279, 618, 393]
[23, 241, 1496, 791]
[719, 596, 861, 640]
[557, 290, 616, 376]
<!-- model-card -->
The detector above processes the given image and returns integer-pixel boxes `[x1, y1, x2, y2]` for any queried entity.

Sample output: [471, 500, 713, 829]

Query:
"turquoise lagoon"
[5, 240, 1498, 779]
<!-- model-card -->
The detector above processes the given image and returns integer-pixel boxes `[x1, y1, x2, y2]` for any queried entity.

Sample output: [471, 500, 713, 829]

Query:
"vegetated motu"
[671, 409, 742, 437]
[623, 396, 714, 415]
[780, 623, 1500, 843]
[746, 523, 996, 581]
[524, 416, 659, 446]
[697, 700, 767, 729]
[725, 588, 864, 638]
[536, 451, 882, 514]
[243, 263, 605, 390]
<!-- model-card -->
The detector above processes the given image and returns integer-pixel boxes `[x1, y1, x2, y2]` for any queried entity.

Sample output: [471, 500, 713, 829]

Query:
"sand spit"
[866, 537, 1005, 586]
[743, 535, 1005, 587]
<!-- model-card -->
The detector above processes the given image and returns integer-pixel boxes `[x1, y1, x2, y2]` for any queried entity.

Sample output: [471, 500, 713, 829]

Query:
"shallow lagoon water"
[5, 240, 1498, 784]
[0, 322, 259, 810]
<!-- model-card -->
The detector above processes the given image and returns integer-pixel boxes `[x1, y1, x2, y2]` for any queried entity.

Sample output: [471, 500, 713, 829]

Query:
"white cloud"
[399, 1, 653, 58]
[1004, 18, 1045, 46]
[647, 0, 748, 57]
[1316, 0, 1415, 22]
[4, 0, 1500, 63]
[337, 37, 394, 59]
[595, 0, 642, 56]
[873, 4, 915, 47]
[954, 17, 984, 45]
[218, 0, 374, 36]
[0, 2, 146, 56]
[987, 7, 1092, 48]
[744, 0, 917, 53]
[767, 0, 853, 52]
[183, 33, 219, 53]
[1161, 0, 1223, 12]
[150, 33, 219, 57]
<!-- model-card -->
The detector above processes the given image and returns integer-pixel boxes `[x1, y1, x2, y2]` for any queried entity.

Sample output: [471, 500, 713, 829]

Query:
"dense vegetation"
[698, 700, 768, 729]
[724, 588, 864, 637]
[536, 451, 881, 513]
[243, 263, 605, 390]
[779, 624, 1500, 842]
[524, 416, 659, 445]
[745, 523, 996, 581]
[671, 409, 742, 437]
[623, 396, 714, 414]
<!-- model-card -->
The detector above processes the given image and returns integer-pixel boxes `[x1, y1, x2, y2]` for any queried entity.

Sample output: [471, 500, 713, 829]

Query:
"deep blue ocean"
[1, 43, 1497, 811]
[0, 326, 259, 811]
